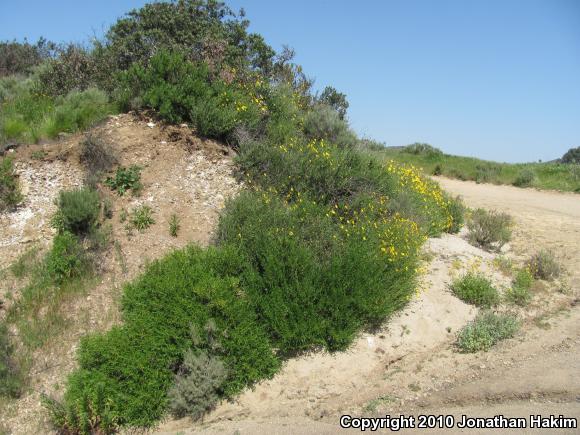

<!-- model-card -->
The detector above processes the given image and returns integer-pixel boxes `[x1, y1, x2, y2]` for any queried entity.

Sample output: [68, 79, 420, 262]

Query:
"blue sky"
[1, 0, 578, 162]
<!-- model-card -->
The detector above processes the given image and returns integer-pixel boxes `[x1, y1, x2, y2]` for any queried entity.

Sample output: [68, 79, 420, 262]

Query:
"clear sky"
[1, 0, 579, 162]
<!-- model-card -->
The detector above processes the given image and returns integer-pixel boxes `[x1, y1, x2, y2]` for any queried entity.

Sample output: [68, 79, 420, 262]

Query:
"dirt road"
[157, 178, 580, 435]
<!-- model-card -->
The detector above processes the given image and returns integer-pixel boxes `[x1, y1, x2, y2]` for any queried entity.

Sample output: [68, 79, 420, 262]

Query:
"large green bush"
[117, 51, 263, 140]
[45, 245, 279, 430]
[217, 191, 421, 353]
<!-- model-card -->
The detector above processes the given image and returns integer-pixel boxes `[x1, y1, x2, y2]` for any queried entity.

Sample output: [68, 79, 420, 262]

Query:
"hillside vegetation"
[1, 1, 463, 433]
[371, 143, 580, 193]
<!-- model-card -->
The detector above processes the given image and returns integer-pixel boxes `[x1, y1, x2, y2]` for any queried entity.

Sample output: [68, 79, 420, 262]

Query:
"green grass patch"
[456, 312, 520, 353]
[0, 76, 114, 146]
[450, 272, 500, 308]
[368, 146, 580, 193]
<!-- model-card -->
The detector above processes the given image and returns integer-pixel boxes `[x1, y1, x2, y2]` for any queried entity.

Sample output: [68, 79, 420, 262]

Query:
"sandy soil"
[156, 177, 580, 435]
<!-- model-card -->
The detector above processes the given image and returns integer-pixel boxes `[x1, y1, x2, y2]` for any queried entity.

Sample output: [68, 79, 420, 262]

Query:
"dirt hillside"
[2, 126, 579, 434]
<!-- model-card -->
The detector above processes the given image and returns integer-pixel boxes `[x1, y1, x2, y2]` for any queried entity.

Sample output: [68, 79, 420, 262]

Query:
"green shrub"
[506, 268, 533, 306]
[43, 88, 113, 138]
[217, 191, 421, 353]
[117, 51, 262, 141]
[456, 312, 520, 353]
[53, 188, 100, 236]
[168, 349, 228, 419]
[130, 205, 155, 232]
[450, 272, 500, 308]
[513, 168, 536, 187]
[0, 157, 23, 211]
[50, 245, 279, 430]
[467, 208, 512, 251]
[527, 249, 561, 280]
[561, 146, 580, 164]
[0, 322, 24, 398]
[45, 232, 88, 284]
[317, 86, 349, 119]
[303, 104, 356, 147]
[0, 38, 55, 77]
[105, 0, 277, 75]
[42, 384, 117, 435]
[105, 165, 142, 196]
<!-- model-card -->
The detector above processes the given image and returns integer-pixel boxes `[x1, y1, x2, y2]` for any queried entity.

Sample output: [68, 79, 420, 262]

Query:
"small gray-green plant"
[450, 272, 500, 308]
[169, 213, 180, 237]
[526, 249, 561, 280]
[456, 312, 520, 352]
[167, 349, 228, 420]
[130, 205, 155, 231]
[467, 208, 512, 251]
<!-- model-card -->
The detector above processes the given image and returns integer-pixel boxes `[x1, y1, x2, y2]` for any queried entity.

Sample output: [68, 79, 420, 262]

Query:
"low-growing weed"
[456, 312, 520, 352]
[10, 245, 41, 278]
[0, 322, 24, 398]
[450, 272, 500, 308]
[105, 165, 142, 196]
[467, 208, 512, 251]
[130, 205, 155, 231]
[506, 268, 533, 306]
